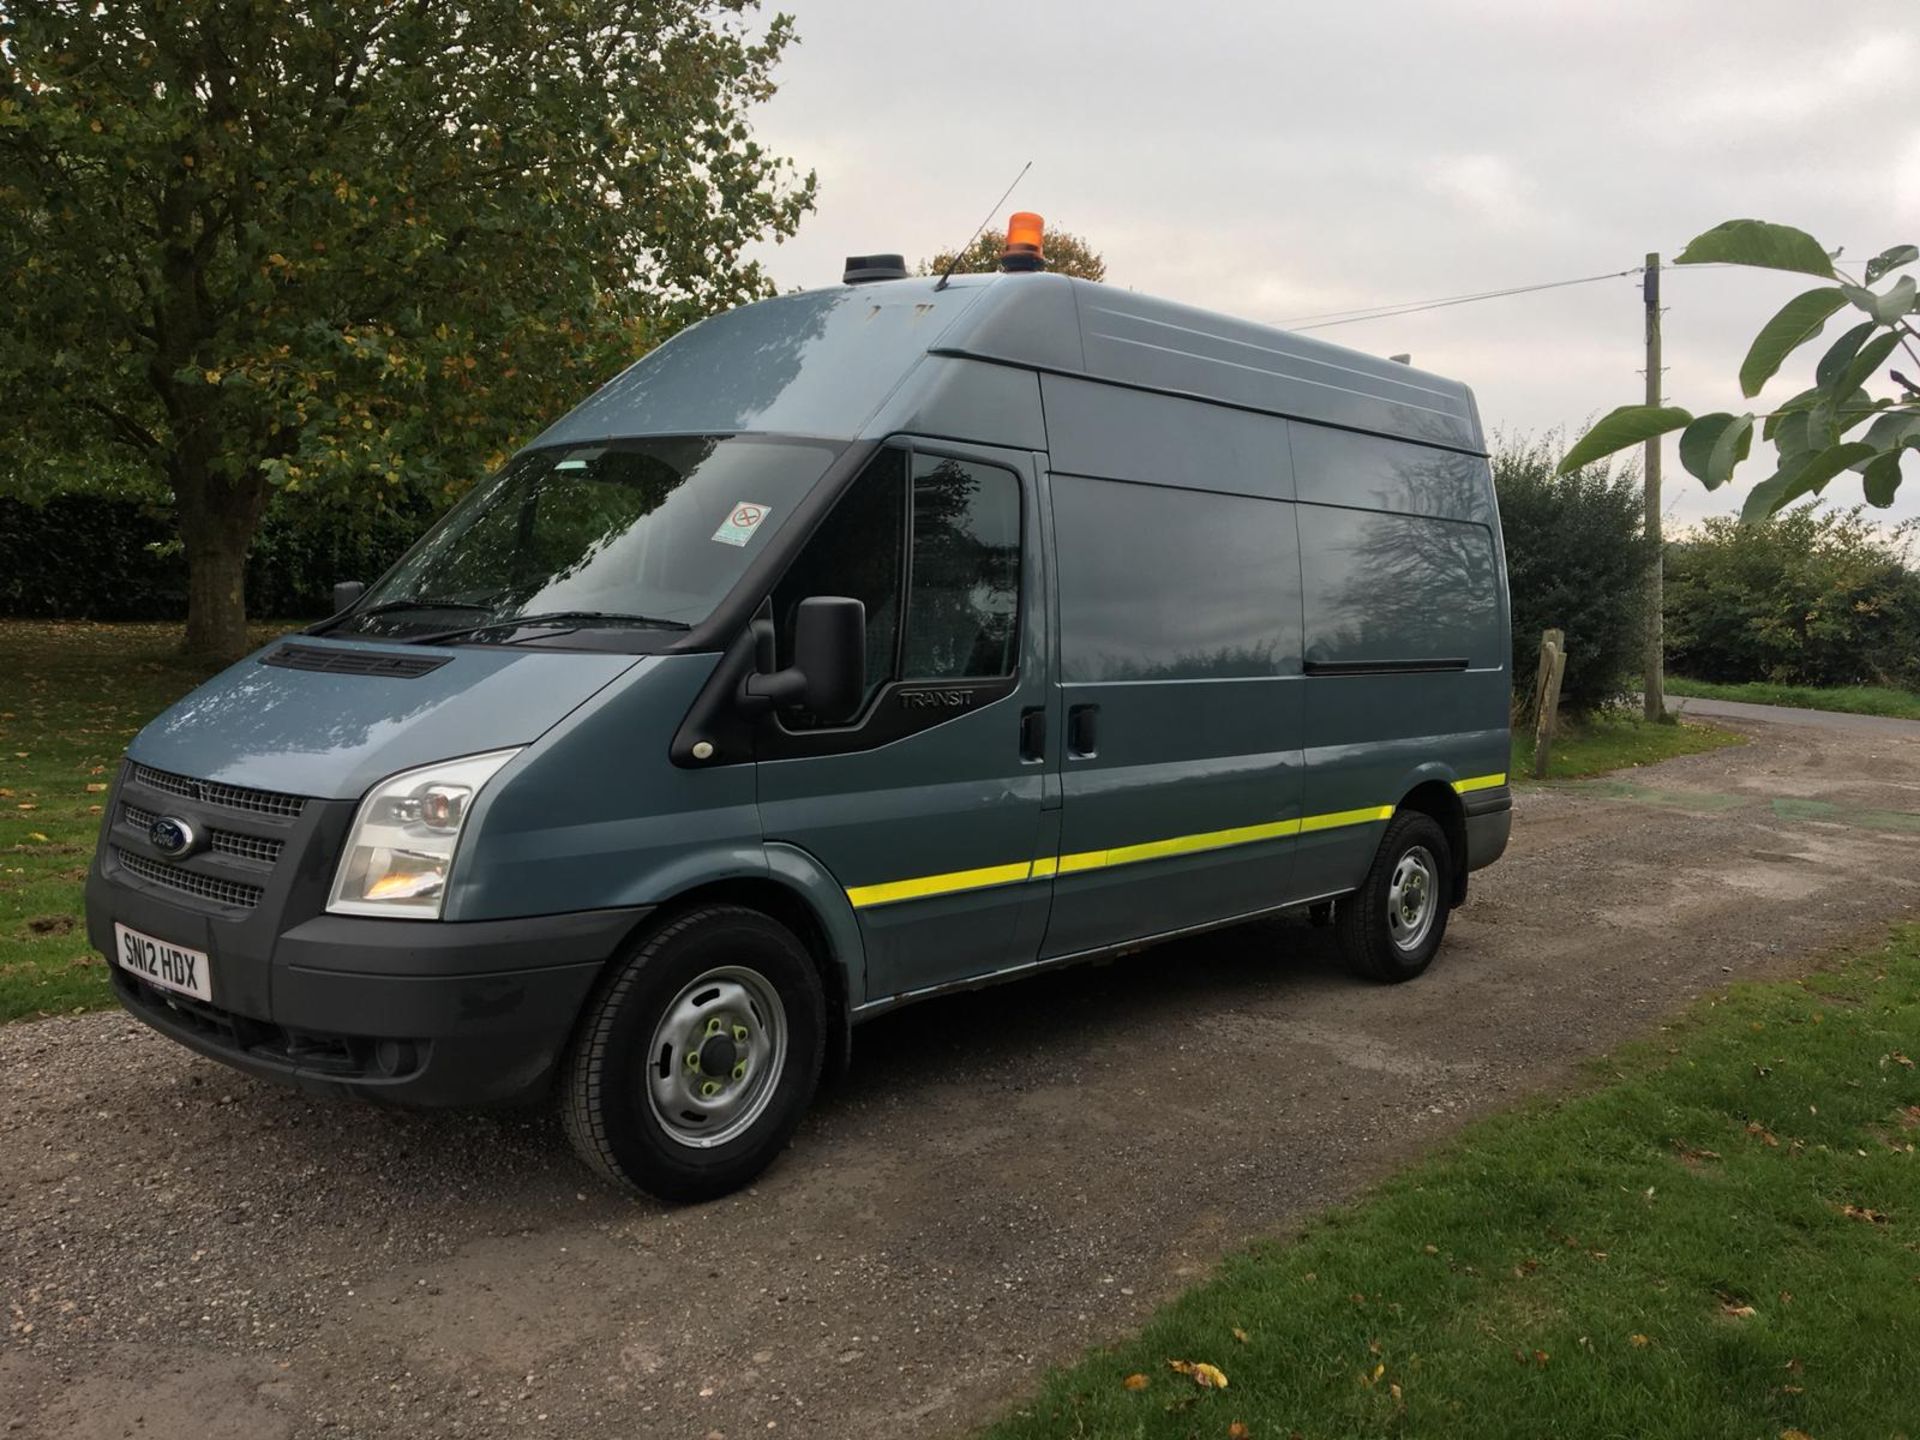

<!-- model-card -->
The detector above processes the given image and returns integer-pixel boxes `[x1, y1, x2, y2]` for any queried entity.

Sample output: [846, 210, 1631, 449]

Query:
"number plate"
[113, 922, 213, 1003]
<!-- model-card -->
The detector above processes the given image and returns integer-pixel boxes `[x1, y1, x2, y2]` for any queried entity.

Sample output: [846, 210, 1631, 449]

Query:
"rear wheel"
[562, 905, 826, 1202]
[1336, 811, 1453, 983]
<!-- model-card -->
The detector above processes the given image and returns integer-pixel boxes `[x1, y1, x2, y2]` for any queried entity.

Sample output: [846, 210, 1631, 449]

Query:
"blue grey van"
[86, 228, 1512, 1201]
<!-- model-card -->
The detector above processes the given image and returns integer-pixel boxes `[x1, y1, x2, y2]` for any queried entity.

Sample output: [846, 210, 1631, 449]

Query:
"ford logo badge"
[148, 815, 198, 859]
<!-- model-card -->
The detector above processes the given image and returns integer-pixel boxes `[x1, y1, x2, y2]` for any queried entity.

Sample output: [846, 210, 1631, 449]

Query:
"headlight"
[327, 749, 521, 919]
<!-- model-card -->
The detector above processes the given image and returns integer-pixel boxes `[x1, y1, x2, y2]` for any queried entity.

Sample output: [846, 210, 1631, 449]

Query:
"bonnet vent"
[261, 643, 450, 678]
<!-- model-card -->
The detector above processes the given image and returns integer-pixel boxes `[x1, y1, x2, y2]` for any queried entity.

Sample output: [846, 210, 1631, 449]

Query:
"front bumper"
[89, 852, 647, 1106]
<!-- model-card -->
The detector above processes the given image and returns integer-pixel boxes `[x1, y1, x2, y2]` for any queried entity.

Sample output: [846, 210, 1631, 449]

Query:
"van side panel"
[860, 357, 1047, 452]
[1038, 378, 1306, 957]
[1289, 426, 1510, 900]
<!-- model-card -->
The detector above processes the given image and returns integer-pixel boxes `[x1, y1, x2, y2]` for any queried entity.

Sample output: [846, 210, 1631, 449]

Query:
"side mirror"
[331, 580, 367, 614]
[743, 596, 867, 724]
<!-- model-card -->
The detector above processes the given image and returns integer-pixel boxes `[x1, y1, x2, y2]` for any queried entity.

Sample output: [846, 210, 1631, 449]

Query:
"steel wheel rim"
[1387, 845, 1437, 952]
[644, 965, 788, 1150]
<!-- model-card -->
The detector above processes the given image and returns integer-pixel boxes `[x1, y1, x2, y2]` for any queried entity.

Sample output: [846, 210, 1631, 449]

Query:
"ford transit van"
[87, 220, 1512, 1201]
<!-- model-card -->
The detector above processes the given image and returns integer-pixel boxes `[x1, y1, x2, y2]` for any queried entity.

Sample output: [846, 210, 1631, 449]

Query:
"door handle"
[1019, 707, 1045, 762]
[1067, 703, 1099, 758]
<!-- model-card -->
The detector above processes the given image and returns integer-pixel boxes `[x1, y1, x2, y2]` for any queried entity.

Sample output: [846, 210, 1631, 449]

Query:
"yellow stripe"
[1452, 772, 1507, 794]
[1298, 803, 1395, 834]
[845, 860, 1035, 910]
[845, 802, 1410, 909]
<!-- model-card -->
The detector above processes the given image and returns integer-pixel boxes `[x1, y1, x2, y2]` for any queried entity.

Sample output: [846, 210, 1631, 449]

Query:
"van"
[86, 219, 1512, 1202]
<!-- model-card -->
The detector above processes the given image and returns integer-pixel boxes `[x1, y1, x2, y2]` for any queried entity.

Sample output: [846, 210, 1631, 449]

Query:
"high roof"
[529, 271, 1483, 454]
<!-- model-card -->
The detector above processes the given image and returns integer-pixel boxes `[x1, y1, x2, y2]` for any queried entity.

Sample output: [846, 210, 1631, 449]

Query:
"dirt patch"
[4, 712, 1919, 1439]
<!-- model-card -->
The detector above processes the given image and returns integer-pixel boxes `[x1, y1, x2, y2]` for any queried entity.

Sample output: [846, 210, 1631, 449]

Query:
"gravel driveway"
[7, 710, 1920, 1440]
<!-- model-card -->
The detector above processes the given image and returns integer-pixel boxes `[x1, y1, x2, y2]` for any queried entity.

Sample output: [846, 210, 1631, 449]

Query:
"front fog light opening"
[328, 749, 521, 920]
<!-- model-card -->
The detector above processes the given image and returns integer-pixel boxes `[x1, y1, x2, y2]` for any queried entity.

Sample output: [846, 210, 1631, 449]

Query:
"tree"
[920, 226, 1107, 282]
[1558, 221, 1919, 521]
[1493, 435, 1646, 715]
[0, 1, 816, 659]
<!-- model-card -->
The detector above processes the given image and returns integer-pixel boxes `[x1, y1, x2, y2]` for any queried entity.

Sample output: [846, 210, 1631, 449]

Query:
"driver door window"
[772, 447, 1022, 718]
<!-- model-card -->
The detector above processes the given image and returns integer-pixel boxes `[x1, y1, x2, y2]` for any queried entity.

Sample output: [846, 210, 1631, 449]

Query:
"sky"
[740, 0, 1920, 535]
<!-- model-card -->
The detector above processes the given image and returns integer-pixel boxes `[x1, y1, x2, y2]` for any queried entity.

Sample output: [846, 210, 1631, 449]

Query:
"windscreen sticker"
[712, 500, 773, 547]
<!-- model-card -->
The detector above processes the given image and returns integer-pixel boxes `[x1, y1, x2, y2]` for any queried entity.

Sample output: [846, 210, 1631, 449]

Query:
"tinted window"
[1053, 476, 1299, 682]
[1290, 424, 1493, 523]
[903, 456, 1020, 679]
[773, 449, 906, 703]
[1298, 506, 1500, 667]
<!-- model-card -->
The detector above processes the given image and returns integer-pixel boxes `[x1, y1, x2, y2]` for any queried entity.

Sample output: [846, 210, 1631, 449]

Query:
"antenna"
[933, 160, 1032, 292]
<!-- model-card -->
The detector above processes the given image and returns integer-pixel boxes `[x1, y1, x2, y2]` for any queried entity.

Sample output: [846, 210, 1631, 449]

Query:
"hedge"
[0, 493, 434, 621]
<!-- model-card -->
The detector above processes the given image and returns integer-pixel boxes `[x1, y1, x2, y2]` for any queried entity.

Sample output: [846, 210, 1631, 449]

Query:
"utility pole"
[1643, 252, 1664, 721]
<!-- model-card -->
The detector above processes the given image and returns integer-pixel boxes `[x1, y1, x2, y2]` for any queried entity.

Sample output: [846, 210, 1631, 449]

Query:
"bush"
[1665, 506, 1920, 689]
[1495, 435, 1647, 715]
[0, 491, 435, 621]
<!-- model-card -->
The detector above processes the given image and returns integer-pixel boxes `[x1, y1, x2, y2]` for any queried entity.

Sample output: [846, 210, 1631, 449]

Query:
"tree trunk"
[177, 474, 267, 663]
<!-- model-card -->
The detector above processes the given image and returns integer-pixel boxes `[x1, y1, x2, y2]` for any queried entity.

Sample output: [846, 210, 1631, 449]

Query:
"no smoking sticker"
[711, 500, 773, 547]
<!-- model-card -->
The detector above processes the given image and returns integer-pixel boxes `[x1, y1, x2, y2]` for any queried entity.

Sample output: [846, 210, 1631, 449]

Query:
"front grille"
[131, 763, 306, 819]
[121, 803, 285, 866]
[262, 643, 450, 679]
[115, 848, 264, 910]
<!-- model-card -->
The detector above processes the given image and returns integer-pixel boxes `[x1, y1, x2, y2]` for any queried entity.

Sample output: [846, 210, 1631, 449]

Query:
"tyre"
[562, 904, 826, 1202]
[1335, 810, 1453, 983]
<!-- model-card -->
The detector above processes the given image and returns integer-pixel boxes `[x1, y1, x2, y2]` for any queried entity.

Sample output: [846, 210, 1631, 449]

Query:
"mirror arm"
[740, 667, 808, 712]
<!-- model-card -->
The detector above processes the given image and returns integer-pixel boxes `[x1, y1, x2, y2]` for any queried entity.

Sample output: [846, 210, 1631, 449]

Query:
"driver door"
[754, 441, 1055, 1005]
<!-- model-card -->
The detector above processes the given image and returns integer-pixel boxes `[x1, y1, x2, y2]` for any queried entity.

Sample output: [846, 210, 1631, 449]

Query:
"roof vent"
[843, 254, 908, 284]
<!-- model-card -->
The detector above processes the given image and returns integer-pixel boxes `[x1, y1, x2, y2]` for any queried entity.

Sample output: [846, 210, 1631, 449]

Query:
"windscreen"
[337, 435, 841, 641]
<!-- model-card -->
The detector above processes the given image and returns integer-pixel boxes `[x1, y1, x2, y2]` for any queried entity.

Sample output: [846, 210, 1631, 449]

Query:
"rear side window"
[1052, 475, 1299, 682]
[773, 448, 1023, 710]
[1297, 506, 1500, 667]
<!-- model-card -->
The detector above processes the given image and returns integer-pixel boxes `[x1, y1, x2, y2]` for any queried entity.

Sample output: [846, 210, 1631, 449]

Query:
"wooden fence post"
[1532, 628, 1566, 780]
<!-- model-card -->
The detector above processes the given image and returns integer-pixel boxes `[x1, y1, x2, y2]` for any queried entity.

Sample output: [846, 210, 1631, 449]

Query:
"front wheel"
[562, 905, 826, 1202]
[1336, 811, 1453, 983]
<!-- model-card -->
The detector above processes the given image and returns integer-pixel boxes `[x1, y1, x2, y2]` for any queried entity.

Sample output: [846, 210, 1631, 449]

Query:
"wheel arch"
[1394, 777, 1470, 905]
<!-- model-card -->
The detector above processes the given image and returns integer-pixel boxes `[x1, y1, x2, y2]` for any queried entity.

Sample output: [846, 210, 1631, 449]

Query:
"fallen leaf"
[1422, 1244, 1438, 1255]
[1840, 1204, 1888, 1224]
[1231, 1328, 1249, 1345]
[1892, 1052, 1915, 1069]
[17, 802, 37, 811]
[27, 832, 49, 842]
[1781, 1430, 1814, 1440]
[1168, 1360, 1229, 1389]
[1228, 1424, 1251, 1440]
[1721, 1302, 1757, 1320]
[1630, 1334, 1652, 1348]
[1122, 1373, 1148, 1392]
[1746, 1122, 1780, 1147]
[1533, 1350, 1550, 1368]
[1389, 1382, 1403, 1404]
[85, 782, 107, 793]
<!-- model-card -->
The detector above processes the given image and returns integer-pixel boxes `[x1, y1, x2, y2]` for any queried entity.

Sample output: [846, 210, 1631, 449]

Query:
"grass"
[0, 620, 280, 1022]
[1513, 708, 1744, 782]
[981, 926, 1920, 1440]
[1667, 676, 1920, 724]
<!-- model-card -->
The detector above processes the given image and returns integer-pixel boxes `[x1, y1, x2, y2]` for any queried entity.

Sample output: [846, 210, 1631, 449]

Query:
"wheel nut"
[685, 1050, 701, 1070]
[706, 1017, 724, 1037]
[700, 1080, 721, 1098]
[732, 1060, 748, 1080]
[732, 1024, 750, 1042]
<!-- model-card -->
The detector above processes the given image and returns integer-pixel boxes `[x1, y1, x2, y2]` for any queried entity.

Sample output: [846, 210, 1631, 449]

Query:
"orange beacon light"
[999, 212, 1046, 272]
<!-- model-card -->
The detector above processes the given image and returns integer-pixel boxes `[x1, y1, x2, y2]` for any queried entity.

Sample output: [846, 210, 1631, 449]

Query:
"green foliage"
[920, 226, 1107, 281]
[1559, 221, 1919, 519]
[0, 0, 816, 657]
[0, 491, 432, 620]
[1494, 436, 1647, 715]
[1665, 506, 1920, 689]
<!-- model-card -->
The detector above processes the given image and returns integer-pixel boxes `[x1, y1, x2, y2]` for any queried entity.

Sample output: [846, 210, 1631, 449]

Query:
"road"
[1669, 692, 1920, 738]
[6, 704, 1920, 1440]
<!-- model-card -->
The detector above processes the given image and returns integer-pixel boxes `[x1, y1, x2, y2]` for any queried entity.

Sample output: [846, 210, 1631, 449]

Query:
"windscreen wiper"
[308, 596, 497, 636]
[411, 610, 693, 645]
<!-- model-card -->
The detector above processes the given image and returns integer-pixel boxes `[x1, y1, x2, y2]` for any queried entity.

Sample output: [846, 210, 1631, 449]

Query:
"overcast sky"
[742, 0, 1920, 534]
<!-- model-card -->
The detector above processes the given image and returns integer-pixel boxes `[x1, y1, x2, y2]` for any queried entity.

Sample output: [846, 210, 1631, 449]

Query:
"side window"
[1053, 475, 1299, 682]
[903, 456, 1021, 679]
[772, 448, 905, 706]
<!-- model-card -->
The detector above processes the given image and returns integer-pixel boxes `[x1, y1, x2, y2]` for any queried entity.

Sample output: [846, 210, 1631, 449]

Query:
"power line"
[1275, 267, 1645, 332]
